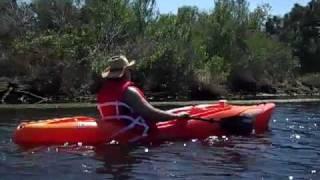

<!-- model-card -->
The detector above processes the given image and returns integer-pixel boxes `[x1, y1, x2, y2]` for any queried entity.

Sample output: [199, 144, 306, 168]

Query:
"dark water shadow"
[93, 144, 139, 180]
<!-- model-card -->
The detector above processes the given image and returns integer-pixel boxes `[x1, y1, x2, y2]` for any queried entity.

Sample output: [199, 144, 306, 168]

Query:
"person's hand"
[175, 112, 190, 119]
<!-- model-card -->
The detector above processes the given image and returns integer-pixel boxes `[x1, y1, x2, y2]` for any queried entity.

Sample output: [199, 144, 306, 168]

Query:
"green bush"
[0, 0, 316, 102]
[243, 32, 299, 83]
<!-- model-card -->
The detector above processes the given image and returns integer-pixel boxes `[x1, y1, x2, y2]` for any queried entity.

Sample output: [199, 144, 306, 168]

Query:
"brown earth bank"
[0, 76, 319, 104]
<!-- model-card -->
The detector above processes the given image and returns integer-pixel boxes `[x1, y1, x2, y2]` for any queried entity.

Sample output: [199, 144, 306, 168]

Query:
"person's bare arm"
[124, 87, 185, 122]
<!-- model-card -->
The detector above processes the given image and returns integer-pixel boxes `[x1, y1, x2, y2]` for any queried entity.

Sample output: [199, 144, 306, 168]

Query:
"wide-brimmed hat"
[101, 55, 135, 79]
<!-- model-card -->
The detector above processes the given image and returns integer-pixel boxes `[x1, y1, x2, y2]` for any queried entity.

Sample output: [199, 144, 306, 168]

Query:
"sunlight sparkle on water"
[81, 164, 92, 173]
[1, 152, 6, 161]
[108, 140, 120, 145]
[208, 136, 218, 140]
[290, 134, 301, 140]
[222, 135, 229, 141]
[1, 103, 319, 179]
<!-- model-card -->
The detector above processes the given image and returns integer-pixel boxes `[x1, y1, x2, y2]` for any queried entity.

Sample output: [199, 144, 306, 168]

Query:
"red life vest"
[97, 79, 143, 118]
[96, 79, 152, 142]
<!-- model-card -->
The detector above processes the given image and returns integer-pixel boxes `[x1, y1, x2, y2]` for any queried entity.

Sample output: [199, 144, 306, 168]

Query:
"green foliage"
[0, 0, 318, 102]
[244, 32, 299, 82]
[31, 0, 78, 30]
[276, 1, 320, 72]
[195, 56, 230, 86]
[248, 4, 270, 30]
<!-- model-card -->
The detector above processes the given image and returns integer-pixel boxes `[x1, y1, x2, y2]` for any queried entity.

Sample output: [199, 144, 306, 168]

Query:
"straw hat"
[101, 55, 135, 79]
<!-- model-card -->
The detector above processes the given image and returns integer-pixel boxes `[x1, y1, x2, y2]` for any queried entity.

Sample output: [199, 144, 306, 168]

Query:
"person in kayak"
[95, 55, 189, 142]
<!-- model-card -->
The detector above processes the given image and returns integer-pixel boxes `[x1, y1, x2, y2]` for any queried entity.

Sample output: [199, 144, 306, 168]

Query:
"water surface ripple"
[0, 103, 319, 179]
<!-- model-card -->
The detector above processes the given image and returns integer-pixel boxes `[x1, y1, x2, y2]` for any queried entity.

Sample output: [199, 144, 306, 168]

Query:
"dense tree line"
[0, 0, 319, 103]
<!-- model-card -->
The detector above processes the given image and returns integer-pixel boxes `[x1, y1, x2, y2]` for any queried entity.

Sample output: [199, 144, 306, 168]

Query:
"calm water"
[0, 103, 319, 180]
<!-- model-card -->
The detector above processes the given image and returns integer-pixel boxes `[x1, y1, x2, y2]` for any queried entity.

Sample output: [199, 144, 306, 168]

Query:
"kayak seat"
[220, 116, 253, 135]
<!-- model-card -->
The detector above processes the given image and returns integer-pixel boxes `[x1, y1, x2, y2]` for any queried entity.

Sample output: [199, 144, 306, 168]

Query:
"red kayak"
[13, 101, 275, 146]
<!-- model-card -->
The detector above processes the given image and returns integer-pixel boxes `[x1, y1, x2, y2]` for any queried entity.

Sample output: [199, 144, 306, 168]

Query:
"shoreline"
[0, 98, 320, 110]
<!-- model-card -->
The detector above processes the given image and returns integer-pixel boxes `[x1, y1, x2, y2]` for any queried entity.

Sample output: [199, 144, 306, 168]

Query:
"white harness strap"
[98, 101, 134, 118]
[97, 101, 150, 142]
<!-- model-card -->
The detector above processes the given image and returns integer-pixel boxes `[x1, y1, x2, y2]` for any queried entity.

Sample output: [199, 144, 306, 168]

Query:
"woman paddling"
[95, 55, 188, 142]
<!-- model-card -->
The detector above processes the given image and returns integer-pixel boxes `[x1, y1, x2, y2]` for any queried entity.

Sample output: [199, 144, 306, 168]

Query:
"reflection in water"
[198, 135, 272, 178]
[94, 144, 137, 180]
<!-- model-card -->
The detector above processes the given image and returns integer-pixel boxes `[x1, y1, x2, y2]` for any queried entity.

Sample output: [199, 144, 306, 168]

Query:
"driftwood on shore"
[0, 78, 48, 104]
